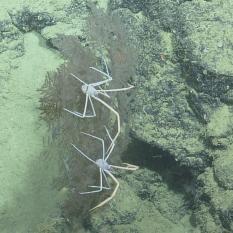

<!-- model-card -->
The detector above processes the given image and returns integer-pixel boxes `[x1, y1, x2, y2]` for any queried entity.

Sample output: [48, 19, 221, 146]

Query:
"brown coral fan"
[38, 5, 137, 221]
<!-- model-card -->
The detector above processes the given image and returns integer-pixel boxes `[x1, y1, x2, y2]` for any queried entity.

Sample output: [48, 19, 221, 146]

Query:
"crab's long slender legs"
[64, 94, 96, 118]
[104, 126, 115, 161]
[95, 61, 111, 98]
[80, 168, 103, 194]
[88, 185, 110, 190]
[80, 93, 89, 117]
[90, 170, 119, 212]
[81, 132, 105, 160]
[89, 67, 112, 84]
[64, 108, 94, 118]
[110, 163, 139, 171]
[64, 94, 89, 118]
[84, 94, 89, 116]
[70, 73, 87, 85]
[88, 96, 97, 116]
[71, 143, 96, 164]
[97, 89, 110, 98]
[97, 85, 134, 93]
[103, 57, 110, 76]
[102, 170, 111, 189]
[89, 170, 111, 190]
[92, 96, 120, 144]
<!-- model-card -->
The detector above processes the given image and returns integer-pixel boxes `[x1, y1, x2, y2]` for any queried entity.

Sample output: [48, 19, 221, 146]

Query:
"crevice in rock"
[123, 137, 195, 196]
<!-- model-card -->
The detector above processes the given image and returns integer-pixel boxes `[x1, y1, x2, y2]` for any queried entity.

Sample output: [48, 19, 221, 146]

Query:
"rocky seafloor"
[0, 0, 233, 233]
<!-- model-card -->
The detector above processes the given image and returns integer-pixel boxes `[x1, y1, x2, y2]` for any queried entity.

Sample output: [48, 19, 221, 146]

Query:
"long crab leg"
[80, 168, 103, 194]
[89, 170, 111, 190]
[88, 96, 97, 116]
[88, 185, 110, 190]
[97, 88, 110, 98]
[64, 94, 92, 118]
[90, 170, 119, 212]
[70, 73, 87, 85]
[89, 67, 112, 84]
[64, 94, 97, 118]
[102, 170, 111, 189]
[104, 126, 115, 161]
[110, 163, 139, 171]
[81, 132, 105, 160]
[92, 96, 120, 144]
[71, 143, 96, 164]
[97, 85, 134, 93]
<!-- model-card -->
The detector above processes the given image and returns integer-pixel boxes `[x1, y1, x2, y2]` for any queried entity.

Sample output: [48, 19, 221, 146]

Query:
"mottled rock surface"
[122, 0, 233, 232]
[1, 0, 233, 232]
[89, 169, 196, 233]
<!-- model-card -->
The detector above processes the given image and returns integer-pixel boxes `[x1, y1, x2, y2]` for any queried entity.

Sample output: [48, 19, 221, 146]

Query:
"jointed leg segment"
[110, 163, 139, 171]
[90, 170, 119, 212]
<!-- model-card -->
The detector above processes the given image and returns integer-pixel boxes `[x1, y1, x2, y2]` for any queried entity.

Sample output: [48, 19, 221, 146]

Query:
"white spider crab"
[64, 58, 134, 143]
[72, 126, 138, 211]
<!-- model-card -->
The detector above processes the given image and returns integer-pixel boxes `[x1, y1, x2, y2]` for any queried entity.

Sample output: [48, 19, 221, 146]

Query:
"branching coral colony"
[64, 57, 138, 211]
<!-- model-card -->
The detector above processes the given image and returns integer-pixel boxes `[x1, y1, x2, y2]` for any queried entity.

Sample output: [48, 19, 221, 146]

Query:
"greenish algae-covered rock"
[196, 167, 233, 232]
[206, 105, 233, 148]
[89, 169, 198, 233]
[116, 0, 233, 232]
[175, 0, 233, 110]
[177, 0, 233, 77]
[129, 0, 233, 167]
[214, 145, 233, 190]
[128, 12, 207, 172]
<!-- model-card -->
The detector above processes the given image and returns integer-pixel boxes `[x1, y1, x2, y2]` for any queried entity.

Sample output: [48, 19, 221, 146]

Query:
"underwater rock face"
[128, 0, 233, 166]
[9, 7, 56, 33]
[89, 169, 196, 233]
[214, 149, 233, 191]
[178, 0, 233, 77]
[196, 167, 233, 233]
[114, 0, 233, 232]
[1, 0, 233, 232]
[127, 4, 208, 172]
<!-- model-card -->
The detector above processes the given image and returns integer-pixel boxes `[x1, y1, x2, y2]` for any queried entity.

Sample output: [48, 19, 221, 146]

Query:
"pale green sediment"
[207, 105, 233, 138]
[0, 32, 63, 232]
[0, 0, 108, 231]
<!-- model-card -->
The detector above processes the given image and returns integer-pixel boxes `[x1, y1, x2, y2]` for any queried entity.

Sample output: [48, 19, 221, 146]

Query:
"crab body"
[96, 159, 111, 171]
[82, 84, 98, 97]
